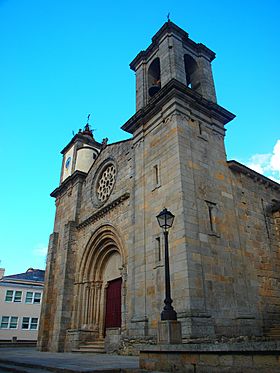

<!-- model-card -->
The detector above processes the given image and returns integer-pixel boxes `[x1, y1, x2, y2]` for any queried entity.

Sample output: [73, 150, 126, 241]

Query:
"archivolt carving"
[78, 224, 125, 283]
[73, 224, 126, 332]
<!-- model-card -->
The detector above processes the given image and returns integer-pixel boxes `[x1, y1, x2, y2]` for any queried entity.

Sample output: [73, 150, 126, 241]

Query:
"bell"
[149, 84, 160, 97]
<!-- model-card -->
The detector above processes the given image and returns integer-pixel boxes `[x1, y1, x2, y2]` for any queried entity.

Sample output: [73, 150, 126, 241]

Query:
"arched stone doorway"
[73, 225, 126, 341]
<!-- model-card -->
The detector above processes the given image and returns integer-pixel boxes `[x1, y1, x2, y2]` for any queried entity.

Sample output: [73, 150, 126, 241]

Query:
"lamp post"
[156, 208, 177, 321]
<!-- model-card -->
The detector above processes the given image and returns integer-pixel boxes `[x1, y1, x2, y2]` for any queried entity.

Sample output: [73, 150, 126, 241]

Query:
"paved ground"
[0, 347, 141, 372]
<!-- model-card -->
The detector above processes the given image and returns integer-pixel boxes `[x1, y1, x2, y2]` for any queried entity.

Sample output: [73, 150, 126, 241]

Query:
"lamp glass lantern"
[156, 208, 175, 231]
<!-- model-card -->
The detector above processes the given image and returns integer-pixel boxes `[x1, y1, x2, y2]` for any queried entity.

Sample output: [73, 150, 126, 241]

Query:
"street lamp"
[156, 208, 177, 321]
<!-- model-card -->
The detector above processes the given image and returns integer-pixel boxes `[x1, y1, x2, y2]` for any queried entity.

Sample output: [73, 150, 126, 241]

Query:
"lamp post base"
[161, 308, 177, 321]
[157, 320, 182, 344]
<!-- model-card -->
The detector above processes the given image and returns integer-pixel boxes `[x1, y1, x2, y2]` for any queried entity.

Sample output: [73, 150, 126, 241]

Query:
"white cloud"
[245, 140, 280, 183]
[247, 153, 271, 174]
[33, 246, 48, 257]
[270, 140, 280, 174]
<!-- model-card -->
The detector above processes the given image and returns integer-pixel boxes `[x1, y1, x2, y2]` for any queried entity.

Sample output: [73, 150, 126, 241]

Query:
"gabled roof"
[1, 268, 45, 284]
[228, 160, 280, 191]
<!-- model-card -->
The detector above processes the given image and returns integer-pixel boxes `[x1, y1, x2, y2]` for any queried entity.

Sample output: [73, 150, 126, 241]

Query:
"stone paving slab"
[0, 347, 140, 372]
[0, 361, 50, 373]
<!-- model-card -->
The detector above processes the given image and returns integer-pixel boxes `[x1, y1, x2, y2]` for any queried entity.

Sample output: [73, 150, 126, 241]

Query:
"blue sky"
[0, 0, 279, 275]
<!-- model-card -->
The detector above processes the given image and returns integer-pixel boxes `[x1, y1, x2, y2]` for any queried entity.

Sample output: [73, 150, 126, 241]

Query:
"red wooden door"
[105, 277, 122, 329]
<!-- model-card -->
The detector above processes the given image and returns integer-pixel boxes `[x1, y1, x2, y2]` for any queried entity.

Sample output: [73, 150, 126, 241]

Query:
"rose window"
[96, 165, 116, 202]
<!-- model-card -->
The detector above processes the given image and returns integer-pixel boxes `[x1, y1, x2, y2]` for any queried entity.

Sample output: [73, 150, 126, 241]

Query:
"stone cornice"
[107, 138, 132, 147]
[121, 79, 235, 134]
[77, 193, 130, 230]
[61, 133, 102, 155]
[50, 170, 87, 198]
[130, 21, 215, 71]
[228, 160, 280, 191]
[0, 280, 44, 287]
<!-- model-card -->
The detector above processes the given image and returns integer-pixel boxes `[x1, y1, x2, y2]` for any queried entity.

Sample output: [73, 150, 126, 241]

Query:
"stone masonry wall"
[230, 170, 280, 338]
[140, 342, 280, 373]
[38, 173, 85, 351]
[69, 140, 133, 337]
[126, 101, 188, 338]
[127, 93, 280, 342]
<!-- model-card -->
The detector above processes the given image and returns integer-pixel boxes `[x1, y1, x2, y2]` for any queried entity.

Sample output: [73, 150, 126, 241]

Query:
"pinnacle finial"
[82, 113, 94, 138]
[167, 12, 171, 22]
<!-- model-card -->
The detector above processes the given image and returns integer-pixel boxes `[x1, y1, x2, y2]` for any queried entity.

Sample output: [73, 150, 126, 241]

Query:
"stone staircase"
[266, 327, 280, 340]
[72, 338, 105, 353]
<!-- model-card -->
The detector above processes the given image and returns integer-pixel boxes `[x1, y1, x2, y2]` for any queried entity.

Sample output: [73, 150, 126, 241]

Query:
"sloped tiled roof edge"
[1, 269, 45, 283]
[228, 160, 280, 191]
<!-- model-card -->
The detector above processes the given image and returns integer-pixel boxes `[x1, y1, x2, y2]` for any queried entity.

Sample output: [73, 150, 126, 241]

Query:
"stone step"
[72, 347, 105, 353]
[268, 334, 280, 339]
[82, 341, 105, 346]
[72, 339, 105, 353]
[266, 327, 280, 338]
[80, 343, 105, 349]
[78, 346, 105, 350]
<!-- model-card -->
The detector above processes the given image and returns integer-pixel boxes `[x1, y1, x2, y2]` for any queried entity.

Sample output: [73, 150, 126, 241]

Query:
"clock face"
[65, 156, 71, 170]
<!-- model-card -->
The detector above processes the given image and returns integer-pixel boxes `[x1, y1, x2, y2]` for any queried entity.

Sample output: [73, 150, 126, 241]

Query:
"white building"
[0, 268, 44, 342]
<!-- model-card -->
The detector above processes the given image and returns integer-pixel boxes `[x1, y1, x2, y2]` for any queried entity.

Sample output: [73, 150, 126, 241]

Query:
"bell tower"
[60, 121, 101, 184]
[130, 21, 217, 111]
[122, 21, 236, 341]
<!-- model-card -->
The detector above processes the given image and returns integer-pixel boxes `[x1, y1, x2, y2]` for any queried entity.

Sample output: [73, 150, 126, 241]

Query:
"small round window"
[96, 164, 116, 202]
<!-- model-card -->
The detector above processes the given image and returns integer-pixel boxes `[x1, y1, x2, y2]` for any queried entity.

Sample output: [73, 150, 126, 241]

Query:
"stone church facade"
[38, 21, 280, 353]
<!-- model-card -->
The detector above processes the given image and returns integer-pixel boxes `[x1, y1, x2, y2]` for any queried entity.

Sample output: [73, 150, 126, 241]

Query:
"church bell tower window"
[184, 54, 200, 91]
[148, 58, 161, 98]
